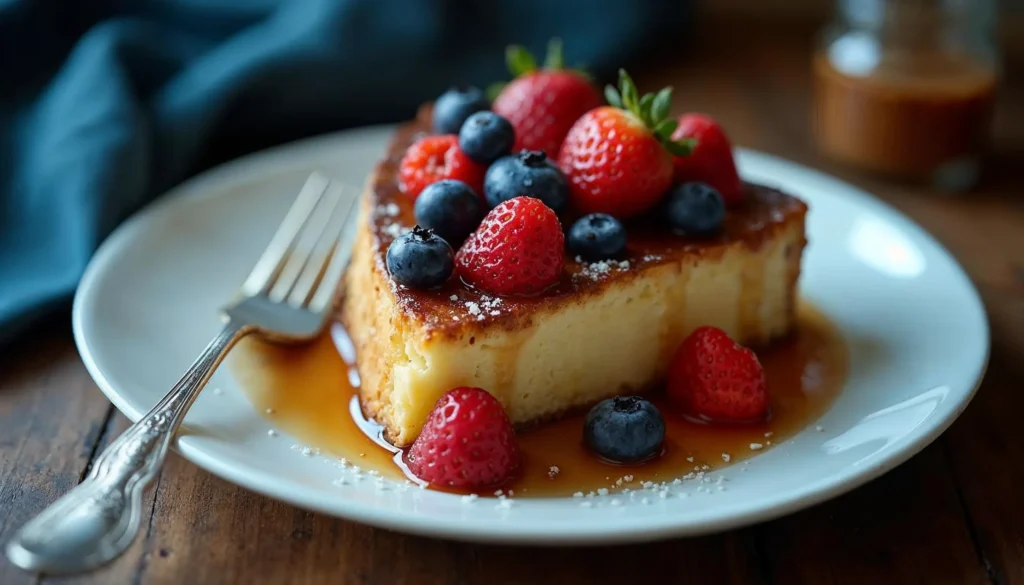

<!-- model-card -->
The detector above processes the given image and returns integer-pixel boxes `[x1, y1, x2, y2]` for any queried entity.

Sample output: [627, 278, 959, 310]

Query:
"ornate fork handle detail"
[5, 320, 251, 574]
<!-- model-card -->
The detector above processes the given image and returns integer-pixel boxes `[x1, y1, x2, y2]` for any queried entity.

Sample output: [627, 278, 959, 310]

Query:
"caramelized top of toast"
[363, 105, 808, 338]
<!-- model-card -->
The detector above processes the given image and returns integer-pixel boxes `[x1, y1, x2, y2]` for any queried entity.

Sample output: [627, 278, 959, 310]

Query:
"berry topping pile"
[668, 326, 770, 423]
[406, 387, 522, 489]
[456, 197, 565, 296]
[390, 40, 748, 295]
[583, 396, 666, 464]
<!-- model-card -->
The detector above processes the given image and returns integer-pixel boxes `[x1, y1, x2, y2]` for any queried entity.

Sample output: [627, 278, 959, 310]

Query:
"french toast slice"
[339, 109, 808, 448]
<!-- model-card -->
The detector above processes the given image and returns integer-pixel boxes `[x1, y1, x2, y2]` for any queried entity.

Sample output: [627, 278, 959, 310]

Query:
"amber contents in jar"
[813, 50, 997, 182]
[228, 302, 849, 498]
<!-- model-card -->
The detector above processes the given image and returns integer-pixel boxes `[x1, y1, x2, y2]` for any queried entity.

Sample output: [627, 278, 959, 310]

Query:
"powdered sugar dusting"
[464, 301, 484, 321]
[448, 294, 507, 322]
[382, 222, 410, 239]
[574, 258, 632, 282]
[377, 202, 401, 218]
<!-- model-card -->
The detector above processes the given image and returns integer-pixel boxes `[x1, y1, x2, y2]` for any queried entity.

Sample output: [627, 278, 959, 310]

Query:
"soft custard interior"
[341, 197, 804, 448]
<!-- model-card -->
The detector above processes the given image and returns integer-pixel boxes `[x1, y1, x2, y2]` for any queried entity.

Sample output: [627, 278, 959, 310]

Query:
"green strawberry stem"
[488, 38, 590, 101]
[506, 44, 538, 77]
[506, 38, 564, 76]
[543, 38, 564, 70]
[605, 69, 697, 157]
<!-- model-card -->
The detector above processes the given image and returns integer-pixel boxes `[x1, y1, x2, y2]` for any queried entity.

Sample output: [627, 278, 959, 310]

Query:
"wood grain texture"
[0, 328, 113, 585]
[3, 20, 1024, 585]
[125, 453, 763, 585]
[43, 414, 157, 585]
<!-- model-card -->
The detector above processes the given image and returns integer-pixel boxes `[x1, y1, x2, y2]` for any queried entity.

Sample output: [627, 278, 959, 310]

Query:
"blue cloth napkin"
[0, 0, 690, 343]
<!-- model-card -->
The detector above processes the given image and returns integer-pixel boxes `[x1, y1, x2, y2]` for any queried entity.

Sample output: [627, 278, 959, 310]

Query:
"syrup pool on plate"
[228, 302, 849, 497]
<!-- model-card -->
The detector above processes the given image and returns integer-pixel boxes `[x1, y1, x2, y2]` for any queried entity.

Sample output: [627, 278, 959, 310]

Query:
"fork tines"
[241, 172, 357, 312]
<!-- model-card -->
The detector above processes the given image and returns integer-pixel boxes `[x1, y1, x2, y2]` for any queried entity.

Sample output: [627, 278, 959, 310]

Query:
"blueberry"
[413, 180, 483, 246]
[484, 151, 569, 212]
[583, 396, 665, 464]
[433, 87, 490, 135]
[385, 225, 454, 289]
[458, 111, 515, 164]
[665, 182, 725, 236]
[568, 214, 627, 261]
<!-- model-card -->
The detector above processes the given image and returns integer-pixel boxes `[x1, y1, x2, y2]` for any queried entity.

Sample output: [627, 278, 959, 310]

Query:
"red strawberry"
[456, 197, 564, 296]
[557, 69, 695, 219]
[671, 114, 745, 206]
[406, 387, 521, 489]
[667, 326, 769, 423]
[491, 39, 603, 158]
[398, 135, 486, 199]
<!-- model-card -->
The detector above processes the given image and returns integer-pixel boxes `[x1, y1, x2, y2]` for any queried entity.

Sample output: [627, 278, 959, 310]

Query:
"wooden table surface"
[3, 23, 1024, 585]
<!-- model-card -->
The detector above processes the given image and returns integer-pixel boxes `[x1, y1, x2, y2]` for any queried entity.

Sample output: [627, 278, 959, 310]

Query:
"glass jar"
[811, 0, 1000, 192]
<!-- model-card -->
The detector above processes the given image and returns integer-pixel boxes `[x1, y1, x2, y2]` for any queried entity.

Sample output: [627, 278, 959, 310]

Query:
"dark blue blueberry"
[458, 111, 515, 164]
[413, 180, 484, 246]
[583, 396, 665, 464]
[385, 225, 454, 289]
[432, 87, 490, 135]
[568, 213, 627, 261]
[483, 151, 569, 212]
[665, 182, 725, 236]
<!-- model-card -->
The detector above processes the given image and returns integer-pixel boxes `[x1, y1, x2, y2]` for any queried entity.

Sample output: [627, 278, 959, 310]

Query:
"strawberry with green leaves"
[557, 69, 695, 219]
[491, 39, 603, 159]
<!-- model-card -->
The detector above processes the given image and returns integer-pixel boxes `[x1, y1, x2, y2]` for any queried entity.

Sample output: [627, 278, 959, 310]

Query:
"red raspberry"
[667, 326, 770, 423]
[406, 387, 521, 489]
[455, 197, 565, 296]
[398, 135, 485, 200]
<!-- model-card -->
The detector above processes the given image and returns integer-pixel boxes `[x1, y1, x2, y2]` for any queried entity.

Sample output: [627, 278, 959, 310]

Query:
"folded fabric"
[0, 0, 690, 344]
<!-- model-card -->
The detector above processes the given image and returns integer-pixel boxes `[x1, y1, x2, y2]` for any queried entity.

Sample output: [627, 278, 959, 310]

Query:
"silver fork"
[5, 172, 356, 575]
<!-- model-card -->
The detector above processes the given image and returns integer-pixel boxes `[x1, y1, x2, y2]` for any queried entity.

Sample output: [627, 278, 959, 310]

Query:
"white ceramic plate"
[72, 125, 989, 545]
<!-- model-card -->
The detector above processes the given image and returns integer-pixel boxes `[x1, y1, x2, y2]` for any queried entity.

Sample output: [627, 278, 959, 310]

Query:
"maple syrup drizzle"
[228, 302, 848, 497]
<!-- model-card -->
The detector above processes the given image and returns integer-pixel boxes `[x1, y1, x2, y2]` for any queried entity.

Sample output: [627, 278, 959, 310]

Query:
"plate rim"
[70, 124, 991, 545]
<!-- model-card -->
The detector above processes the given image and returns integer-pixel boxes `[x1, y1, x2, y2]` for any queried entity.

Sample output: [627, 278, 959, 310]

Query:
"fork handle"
[5, 320, 251, 575]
